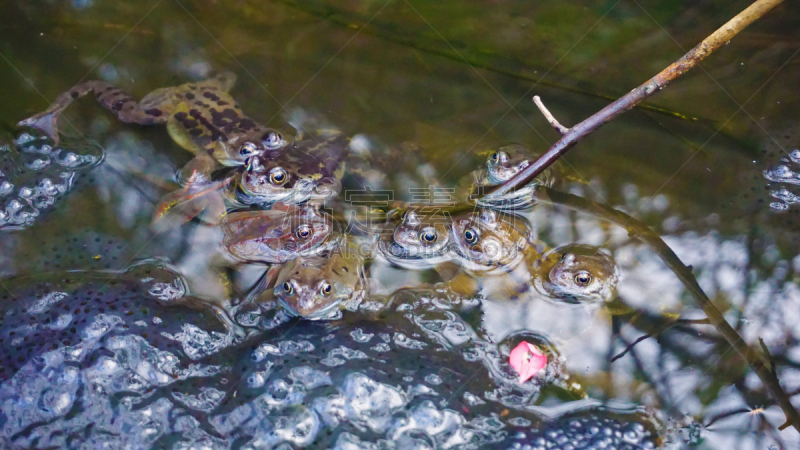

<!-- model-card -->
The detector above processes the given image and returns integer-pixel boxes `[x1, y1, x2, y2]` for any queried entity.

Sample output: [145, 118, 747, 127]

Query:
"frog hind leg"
[19, 81, 176, 143]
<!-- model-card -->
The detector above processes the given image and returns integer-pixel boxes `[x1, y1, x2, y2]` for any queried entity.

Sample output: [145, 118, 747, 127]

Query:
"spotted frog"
[273, 247, 367, 319]
[18, 72, 287, 167]
[152, 126, 350, 226]
[221, 203, 340, 264]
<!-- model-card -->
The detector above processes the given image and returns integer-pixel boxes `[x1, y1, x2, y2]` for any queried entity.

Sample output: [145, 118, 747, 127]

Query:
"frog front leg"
[18, 81, 180, 143]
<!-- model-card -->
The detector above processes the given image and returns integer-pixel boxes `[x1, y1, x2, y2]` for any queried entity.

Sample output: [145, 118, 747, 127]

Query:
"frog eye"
[320, 282, 332, 296]
[295, 224, 311, 239]
[282, 281, 294, 295]
[574, 271, 593, 286]
[263, 132, 286, 150]
[418, 228, 438, 245]
[490, 152, 499, 163]
[464, 228, 479, 245]
[269, 167, 288, 185]
[239, 142, 260, 157]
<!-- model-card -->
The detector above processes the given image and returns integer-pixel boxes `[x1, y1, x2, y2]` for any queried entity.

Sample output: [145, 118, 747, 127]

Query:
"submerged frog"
[18, 72, 287, 167]
[221, 203, 339, 264]
[273, 247, 367, 319]
[458, 144, 554, 210]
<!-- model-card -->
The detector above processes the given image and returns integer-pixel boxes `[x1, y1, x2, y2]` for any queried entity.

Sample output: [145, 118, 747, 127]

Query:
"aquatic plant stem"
[536, 186, 800, 433]
[488, 0, 785, 197]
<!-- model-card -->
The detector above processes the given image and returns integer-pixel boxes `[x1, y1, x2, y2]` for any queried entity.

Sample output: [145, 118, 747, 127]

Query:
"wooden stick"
[487, 0, 784, 197]
[532, 96, 570, 135]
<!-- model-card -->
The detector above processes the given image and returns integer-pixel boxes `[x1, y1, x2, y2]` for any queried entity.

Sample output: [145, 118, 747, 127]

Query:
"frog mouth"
[277, 296, 342, 319]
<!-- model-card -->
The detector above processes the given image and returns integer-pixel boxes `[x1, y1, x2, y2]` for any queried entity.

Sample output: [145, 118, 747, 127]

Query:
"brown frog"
[410, 208, 619, 304]
[375, 207, 454, 269]
[221, 203, 340, 264]
[236, 128, 348, 206]
[531, 244, 619, 304]
[273, 246, 367, 319]
[18, 72, 287, 167]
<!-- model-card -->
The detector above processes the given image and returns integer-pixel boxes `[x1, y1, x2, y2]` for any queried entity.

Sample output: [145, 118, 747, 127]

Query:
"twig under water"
[486, 0, 785, 197]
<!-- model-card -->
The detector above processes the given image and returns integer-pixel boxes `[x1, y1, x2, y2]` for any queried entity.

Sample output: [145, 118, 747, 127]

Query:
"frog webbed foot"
[18, 110, 62, 143]
[151, 171, 233, 230]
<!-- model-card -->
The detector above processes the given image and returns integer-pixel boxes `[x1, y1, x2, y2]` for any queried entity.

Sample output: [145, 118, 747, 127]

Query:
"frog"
[152, 126, 350, 226]
[221, 203, 340, 264]
[375, 207, 454, 270]
[272, 246, 367, 319]
[531, 244, 619, 304]
[18, 72, 288, 167]
[414, 208, 619, 304]
[235, 128, 348, 207]
[439, 208, 543, 299]
[457, 143, 555, 210]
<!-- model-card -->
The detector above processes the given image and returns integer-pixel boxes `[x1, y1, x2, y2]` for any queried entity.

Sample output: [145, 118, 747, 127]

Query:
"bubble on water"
[25, 157, 50, 170]
[0, 181, 13, 196]
[771, 188, 800, 204]
[394, 332, 427, 350]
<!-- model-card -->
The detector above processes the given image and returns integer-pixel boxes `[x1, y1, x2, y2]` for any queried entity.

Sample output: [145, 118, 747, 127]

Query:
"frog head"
[238, 132, 345, 205]
[221, 205, 338, 264]
[239, 154, 339, 206]
[379, 209, 452, 268]
[233, 130, 288, 160]
[450, 209, 530, 271]
[541, 244, 619, 303]
[274, 251, 365, 319]
[486, 144, 534, 185]
[212, 129, 289, 167]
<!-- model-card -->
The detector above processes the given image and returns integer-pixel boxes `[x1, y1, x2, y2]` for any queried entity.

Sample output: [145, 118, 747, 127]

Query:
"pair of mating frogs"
[18, 73, 616, 319]
[19, 72, 347, 223]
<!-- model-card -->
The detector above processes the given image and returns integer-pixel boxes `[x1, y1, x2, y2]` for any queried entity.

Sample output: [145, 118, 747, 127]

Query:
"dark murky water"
[2, 1, 800, 448]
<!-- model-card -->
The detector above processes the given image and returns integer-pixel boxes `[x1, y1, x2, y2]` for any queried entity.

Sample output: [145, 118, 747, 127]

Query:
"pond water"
[1, 0, 800, 448]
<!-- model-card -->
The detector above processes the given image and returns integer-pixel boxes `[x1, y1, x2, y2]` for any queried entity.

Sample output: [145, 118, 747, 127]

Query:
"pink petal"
[509, 341, 548, 383]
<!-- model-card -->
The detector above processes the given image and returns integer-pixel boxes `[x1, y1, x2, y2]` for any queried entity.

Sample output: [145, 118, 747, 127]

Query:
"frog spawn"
[763, 149, 800, 210]
[0, 133, 102, 229]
